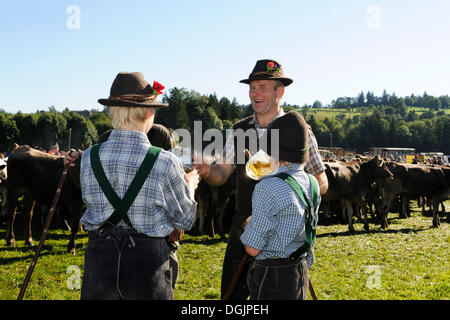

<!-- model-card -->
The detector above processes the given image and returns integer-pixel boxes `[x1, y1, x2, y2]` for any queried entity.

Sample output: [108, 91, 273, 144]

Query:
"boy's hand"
[168, 229, 184, 242]
[184, 169, 200, 199]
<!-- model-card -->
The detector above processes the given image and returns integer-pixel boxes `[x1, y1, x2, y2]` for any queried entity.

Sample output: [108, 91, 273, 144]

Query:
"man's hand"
[63, 149, 82, 167]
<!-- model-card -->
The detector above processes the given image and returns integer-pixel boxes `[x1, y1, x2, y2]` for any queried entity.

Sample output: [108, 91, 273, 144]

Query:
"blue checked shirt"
[80, 129, 197, 237]
[240, 163, 321, 268]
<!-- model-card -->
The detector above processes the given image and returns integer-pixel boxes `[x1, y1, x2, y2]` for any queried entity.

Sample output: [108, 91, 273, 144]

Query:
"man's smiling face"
[249, 80, 284, 116]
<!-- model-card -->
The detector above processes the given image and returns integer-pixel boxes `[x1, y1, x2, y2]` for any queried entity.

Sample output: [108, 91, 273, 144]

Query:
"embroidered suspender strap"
[90, 143, 162, 228]
[274, 172, 319, 261]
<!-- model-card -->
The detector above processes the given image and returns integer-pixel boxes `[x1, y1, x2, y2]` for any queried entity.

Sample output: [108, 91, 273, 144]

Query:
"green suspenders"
[274, 172, 319, 260]
[90, 143, 162, 228]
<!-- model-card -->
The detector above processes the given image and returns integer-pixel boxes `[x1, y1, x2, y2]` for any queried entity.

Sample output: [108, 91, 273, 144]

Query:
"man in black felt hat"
[194, 59, 328, 300]
[67, 72, 199, 300]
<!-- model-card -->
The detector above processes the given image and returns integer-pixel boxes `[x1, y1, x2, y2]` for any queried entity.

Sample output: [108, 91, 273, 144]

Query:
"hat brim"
[240, 77, 293, 87]
[98, 98, 169, 108]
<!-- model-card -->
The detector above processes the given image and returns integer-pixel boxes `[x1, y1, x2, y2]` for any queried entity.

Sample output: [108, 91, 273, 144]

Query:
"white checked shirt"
[240, 163, 321, 268]
[80, 129, 197, 237]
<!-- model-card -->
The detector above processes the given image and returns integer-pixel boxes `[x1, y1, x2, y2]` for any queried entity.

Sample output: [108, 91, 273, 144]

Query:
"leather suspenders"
[90, 143, 162, 229]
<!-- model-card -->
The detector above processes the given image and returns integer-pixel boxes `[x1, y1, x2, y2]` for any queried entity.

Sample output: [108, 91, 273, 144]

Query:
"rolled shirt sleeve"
[303, 128, 326, 175]
[163, 155, 197, 231]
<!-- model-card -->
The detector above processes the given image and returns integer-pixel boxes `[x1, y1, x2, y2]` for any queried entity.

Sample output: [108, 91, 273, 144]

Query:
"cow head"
[380, 157, 394, 178]
[373, 155, 394, 180]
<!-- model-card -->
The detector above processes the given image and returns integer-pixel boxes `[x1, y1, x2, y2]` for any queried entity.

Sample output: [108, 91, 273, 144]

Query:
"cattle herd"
[0, 145, 448, 254]
[0, 146, 83, 253]
[321, 155, 449, 232]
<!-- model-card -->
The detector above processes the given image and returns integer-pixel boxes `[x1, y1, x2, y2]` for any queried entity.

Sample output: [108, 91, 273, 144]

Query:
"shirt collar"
[249, 109, 286, 128]
[109, 129, 151, 145]
[261, 162, 304, 180]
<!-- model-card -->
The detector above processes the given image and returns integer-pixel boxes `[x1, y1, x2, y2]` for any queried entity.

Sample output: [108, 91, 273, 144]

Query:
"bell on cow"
[245, 149, 278, 180]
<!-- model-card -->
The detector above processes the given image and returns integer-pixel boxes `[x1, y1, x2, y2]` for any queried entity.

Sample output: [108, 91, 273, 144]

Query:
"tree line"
[300, 90, 450, 111]
[0, 108, 105, 153]
[1, 89, 449, 154]
[305, 109, 450, 154]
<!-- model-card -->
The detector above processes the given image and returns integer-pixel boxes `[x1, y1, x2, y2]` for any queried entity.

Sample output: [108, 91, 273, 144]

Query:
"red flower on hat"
[152, 81, 165, 95]
[267, 61, 280, 73]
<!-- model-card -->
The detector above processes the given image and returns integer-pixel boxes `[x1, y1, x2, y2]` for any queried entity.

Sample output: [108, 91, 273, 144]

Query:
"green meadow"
[0, 201, 448, 300]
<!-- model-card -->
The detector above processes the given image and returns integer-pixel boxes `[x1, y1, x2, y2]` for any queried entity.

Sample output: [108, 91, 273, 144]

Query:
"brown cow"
[193, 178, 212, 235]
[193, 171, 236, 237]
[419, 164, 449, 215]
[0, 158, 7, 218]
[205, 172, 235, 237]
[4, 146, 83, 254]
[377, 163, 449, 229]
[323, 155, 393, 232]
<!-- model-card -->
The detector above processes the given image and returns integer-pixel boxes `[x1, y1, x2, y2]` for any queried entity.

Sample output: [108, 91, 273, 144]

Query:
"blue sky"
[0, 0, 449, 114]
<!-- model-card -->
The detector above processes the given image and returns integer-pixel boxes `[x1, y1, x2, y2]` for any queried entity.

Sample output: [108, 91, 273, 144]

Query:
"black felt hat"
[261, 111, 309, 163]
[98, 72, 168, 108]
[240, 59, 293, 86]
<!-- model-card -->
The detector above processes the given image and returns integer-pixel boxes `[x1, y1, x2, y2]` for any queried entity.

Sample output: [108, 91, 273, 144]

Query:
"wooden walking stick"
[17, 161, 71, 300]
[308, 277, 318, 300]
[223, 253, 249, 300]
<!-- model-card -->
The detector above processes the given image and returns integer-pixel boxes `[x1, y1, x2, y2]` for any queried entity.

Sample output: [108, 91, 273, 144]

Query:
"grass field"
[0, 201, 448, 300]
[300, 106, 450, 121]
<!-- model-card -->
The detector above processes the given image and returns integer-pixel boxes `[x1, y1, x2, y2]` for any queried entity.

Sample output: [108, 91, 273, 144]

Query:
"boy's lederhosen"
[81, 144, 173, 300]
[247, 173, 319, 300]
[247, 257, 309, 300]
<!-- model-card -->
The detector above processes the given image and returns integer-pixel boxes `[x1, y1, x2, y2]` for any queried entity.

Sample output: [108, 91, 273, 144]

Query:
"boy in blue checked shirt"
[240, 111, 321, 300]
[67, 72, 199, 300]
